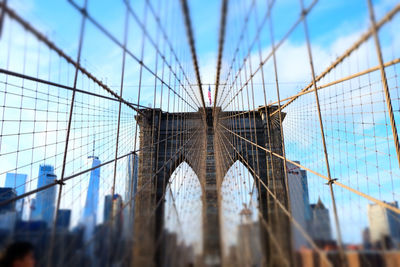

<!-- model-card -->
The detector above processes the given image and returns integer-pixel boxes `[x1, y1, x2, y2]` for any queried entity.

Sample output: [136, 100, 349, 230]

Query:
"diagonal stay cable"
[66, 0, 198, 112]
[218, 57, 400, 121]
[0, 2, 146, 117]
[217, 0, 276, 108]
[220, 0, 319, 110]
[121, 0, 202, 109]
[142, 0, 203, 109]
[268, 3, 400, 117]
[179, 0, 206, 110]
[213, 0, 228, 110]
[216, 0, 259, 108]
[0, 68, 148, 108]
[218, 122, 400, 215]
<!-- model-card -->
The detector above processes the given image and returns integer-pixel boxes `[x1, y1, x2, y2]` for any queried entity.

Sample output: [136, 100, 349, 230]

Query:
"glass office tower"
[5, 173, 27, 218]
[82, 155, 101, 239]
[30, 165, 57, 226]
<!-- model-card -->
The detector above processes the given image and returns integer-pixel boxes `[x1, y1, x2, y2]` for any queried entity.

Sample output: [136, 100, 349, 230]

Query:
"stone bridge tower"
[132, 107, 291, 267]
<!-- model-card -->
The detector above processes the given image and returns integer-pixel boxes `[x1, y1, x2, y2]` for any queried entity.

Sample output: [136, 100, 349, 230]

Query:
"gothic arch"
[163, 151, 201, 186]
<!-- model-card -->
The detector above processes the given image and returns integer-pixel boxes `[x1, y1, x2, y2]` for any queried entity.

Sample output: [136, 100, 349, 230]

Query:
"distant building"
[0, 188, 18, 232]
[367, 201, 400, 249]
[287, 161, 311, 249]
[5, 173, 27, 218]
[30, 165, 57, 227]
[104, 195, 112, 223]
[81, 154, 101, 240]
[123, 153, 138, 237]
[125, 153, 138, 207]
[236, 222, 263, 266]
[104, 194, 123, 229]
[56, 209, 71, 230]
[310, 198, 332, 242]
[0, 187, 17, 213]
[362, 227, 371, 249]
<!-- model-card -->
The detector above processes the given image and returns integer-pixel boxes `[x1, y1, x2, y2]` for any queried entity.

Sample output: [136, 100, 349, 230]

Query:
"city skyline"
[0, 151, 138, 231]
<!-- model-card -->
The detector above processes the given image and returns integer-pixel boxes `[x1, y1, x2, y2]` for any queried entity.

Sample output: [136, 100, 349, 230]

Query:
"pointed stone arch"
[220, 160, 263, 265]
[163, 161, 203, 260]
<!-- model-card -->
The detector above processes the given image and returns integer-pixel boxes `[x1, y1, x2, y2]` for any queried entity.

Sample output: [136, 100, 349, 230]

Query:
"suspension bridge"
[0, 0, 399, 266]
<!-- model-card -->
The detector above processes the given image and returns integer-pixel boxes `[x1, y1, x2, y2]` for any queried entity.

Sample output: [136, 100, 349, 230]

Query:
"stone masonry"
[132, 107, 291, 267]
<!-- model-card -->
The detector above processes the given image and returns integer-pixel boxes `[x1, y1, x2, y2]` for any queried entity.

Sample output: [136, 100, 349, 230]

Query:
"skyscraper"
[287, 161, 312, 249]
[123, 153, 138, 237]
[104, 194, 123, 229]
[125, 153, 138, 206]
[5, 173, 27, 218]
[30, 165, 57, 226]
[104, 195, 112, 223]
[309, 198, 332, 242]
[81, 154, 101, 239]
[368, 201, 400, 248]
